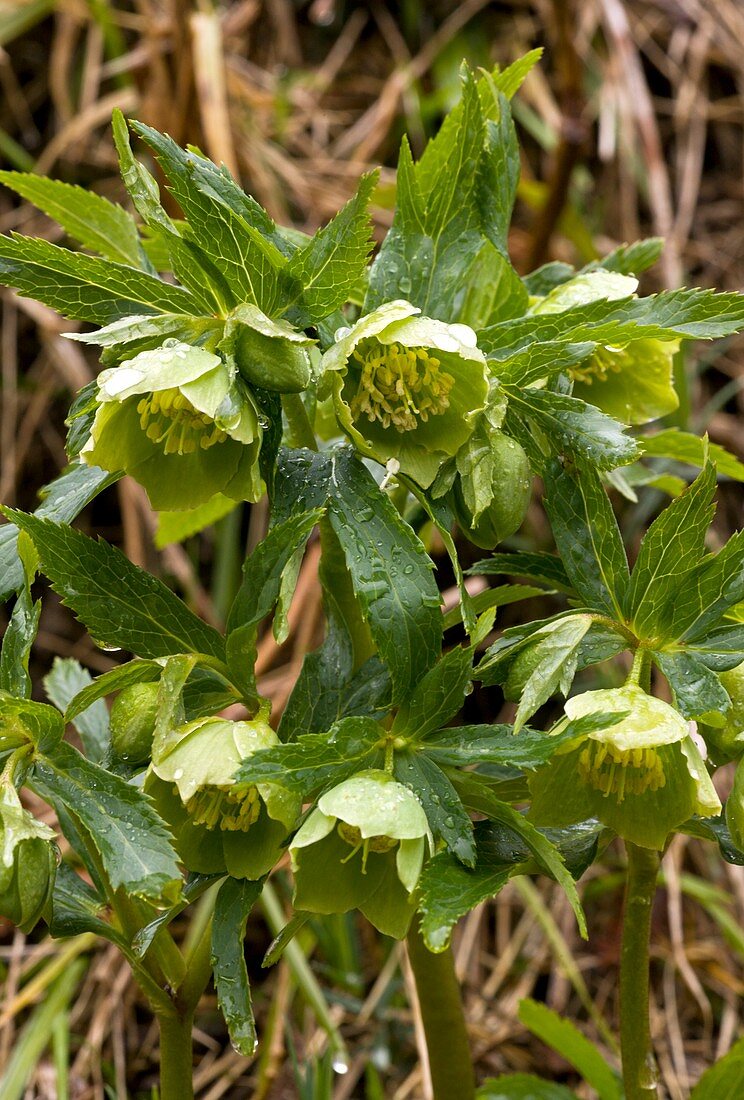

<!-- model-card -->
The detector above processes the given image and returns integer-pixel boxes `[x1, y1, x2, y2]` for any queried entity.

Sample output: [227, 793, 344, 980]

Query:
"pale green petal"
[97, 343, 223, 401]
[565, 686, 687, 750]
[572, 339, 679, 426]
[152, 717, 244, 800]
[317, 770, 429, 840]
[380, 315, 482, 361]
[680, 735, 722, 817]
[289, 809, 336, 857]
[396, 836, 425, 893]
[230, 303, 315, 346]
[321, 300, 419, 374]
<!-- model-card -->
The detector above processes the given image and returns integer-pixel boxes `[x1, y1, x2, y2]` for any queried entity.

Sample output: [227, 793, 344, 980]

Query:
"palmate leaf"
[0, 233, 199, 324]
[468, 551, 574, 594]
[34, 741, 182, 906]
[6, 511, 225, 663]
[287, 171, 378, 322]
[392, 646, 472, 740]
[668, 530, 744, 643]
[0, 170, 148, 269]
[653, 650, 730, 720]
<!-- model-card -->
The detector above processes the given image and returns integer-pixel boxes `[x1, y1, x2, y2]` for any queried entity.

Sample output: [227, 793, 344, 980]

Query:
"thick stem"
[158, 1009, 195, 1100]
[406, 924, 475, 1100]
[620, 843, 660, 1099]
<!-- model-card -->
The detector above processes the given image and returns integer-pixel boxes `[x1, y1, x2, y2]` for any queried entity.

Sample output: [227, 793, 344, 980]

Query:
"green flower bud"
[231, 304, 314, 393]
[322, 301, 489, 487]
[530, 272, 678, 425]
[290, 769, 433, 939]
[451, 432, 531, 549]
[0, 786, 56, 933]
[110, 682, 159, 765]
[529, 686, 721, 850]
[698, 662, 744, 763]
[82, 341, 264, 511]
[147, 716, 300, 879]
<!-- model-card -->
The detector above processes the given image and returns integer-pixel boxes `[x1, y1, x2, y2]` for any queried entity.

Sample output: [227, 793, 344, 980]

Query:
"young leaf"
[505, 387, 639, 470]
[595, 237, 664, 276]
[689, 1036, 744, 1099]
[509, 615, 593, 733]
[6, 511, 225, 662]
[626, 462, 716, 639]
[44, 657, 110, 762]
[424, 720, 581, 770]
[518, 999, 622, 1100]
[48, 861, 121, 943]
[675, 531, 744, 642]
[33, 741, 182, 906]
[0, 170, 148, 269]
[0, 234, 199, 324]
[225, 509, 324, 702]
[394, 753, 475, 866]
[325, 449, 442, 700]
[211, 876, 264, 1057]
[287, 171, 377, 322]
[543, 461, 629, 620]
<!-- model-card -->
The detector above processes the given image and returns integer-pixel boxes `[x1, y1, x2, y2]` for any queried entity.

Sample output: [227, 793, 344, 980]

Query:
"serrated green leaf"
[0, 233, 199, 324]
[6, 511, 225, 662]
[48, 861, 120, 942]
[0, 170, 148, 269]
[34, 741, 182, 905]
[392, 646, 472, 740]
[595, 237, 663, 276]
[641, 429, 744, 482]
[627, 462, 717, 639]
[44, 657, 110, 762]
[226, 509, 323, 702]
[511, 615, 593, 732]
[423, 720, 578, 769]
[63, 659, 161, 723]
[0, 531, 39, 698]
[492, 340, 596, 387]
[211, 876, 264, 1056]
[394, 753, 475, 866]
[518, 999, 622, 1100]
[468, 551, 574, 594]
[505, 387, 639, 470]
[543, 462, 629, 619]
[489, 50, 543, 100]
[131, 121, 288, 313]
[653, 650, 730, 720]
[675, 531, 744, 642]
[232, 716, 382, 797]
[327, 448, 442, 701]
[287, 171, 377, 322]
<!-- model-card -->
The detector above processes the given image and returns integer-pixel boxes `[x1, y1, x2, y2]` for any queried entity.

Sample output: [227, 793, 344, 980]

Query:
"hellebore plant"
[2, 50, 744, 1100]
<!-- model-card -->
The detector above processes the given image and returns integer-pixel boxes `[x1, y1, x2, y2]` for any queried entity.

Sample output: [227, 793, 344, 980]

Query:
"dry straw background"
[1, 1, 743, 1097]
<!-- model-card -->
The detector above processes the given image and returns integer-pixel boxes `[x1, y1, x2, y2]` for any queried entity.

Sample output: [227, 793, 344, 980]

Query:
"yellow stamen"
[349, 342, 455, 432]
[578, 740, 666, 802]
[185, 784, 260, 831]
[137, 389, 228, 455]
[570, 346, 623, 386]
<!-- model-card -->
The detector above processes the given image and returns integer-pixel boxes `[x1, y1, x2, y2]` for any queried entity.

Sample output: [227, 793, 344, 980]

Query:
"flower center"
[185, 784, 260, 831]
[349, 342, 454, 432]
[570, 346, 623, 386]
[137, 389, 228, 455]
[578, 740, 666, 802]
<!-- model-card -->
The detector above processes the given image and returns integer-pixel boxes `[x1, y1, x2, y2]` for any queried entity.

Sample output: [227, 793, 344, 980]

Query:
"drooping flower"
[321, 301, 489, 486]
[290, 769, 433, 938]
[81, 340, 264, 510]
[530, 271, 679, 425]
[698, 660, 744, 763]
[147, 716, 300, 880]
[529, 685, 721, 850]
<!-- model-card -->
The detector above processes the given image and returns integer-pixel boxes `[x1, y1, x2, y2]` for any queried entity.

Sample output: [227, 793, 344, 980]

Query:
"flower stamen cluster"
[350, 341, 454, 432]
[578, 741, 666, 801]
[185, 784, 261, 832]
[137, 389, 228, 454]
[569, 345, 623, 386]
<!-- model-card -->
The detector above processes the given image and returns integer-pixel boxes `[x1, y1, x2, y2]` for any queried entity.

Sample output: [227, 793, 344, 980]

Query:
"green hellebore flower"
[0, 785, 56, 933]
[531, 272, 679, 425]
[322, 301, 489, 487]
[529, 685, 721, 850]
[147, 716, 300, 880]
[82, 340, 264, 511]
[290, 769, 433, 939]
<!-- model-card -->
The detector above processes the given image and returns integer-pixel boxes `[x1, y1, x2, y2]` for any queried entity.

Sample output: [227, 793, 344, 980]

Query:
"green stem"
[282, 393, 318, 451]
[620, 843, 660, 1099]
[177, 911, 215, 1013]
[406, 924, 475, 1100]
[157, 1009, 195, 1100]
